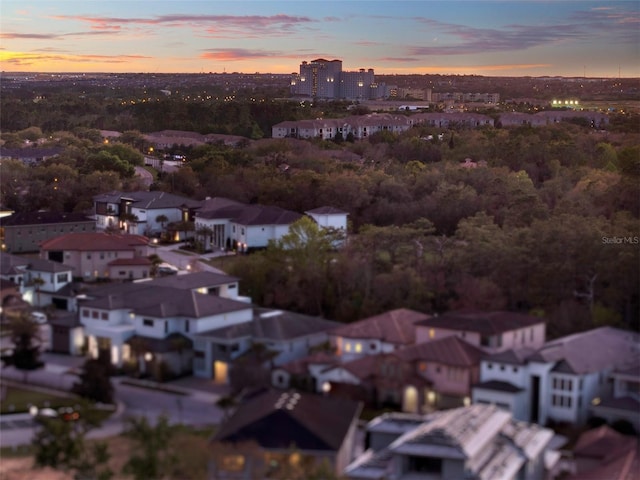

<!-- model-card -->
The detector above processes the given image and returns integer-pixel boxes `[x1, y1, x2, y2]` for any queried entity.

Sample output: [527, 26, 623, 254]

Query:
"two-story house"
[93, 190, 202, 237]
[590, 365, 640, 432]
[0, 252, 74, 307]
[414, 310, 546, 353]
[473, 326, 640, 426]
[77, 271, 252, 377]
[330, 308, 430, 362]
[40, 232, 150, 281]
[345, 403, 559, 480]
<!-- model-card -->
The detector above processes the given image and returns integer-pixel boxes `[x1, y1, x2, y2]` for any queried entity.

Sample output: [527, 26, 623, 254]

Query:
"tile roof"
[331, 308, 429, 345]
[0, 211, 94, 226]
[40, 232, 149, 251]
[528, 327, 640, 374]
[396, 336, 484, 367]
[213, 389, 361, 452]
[415, 310, 545, 335]
[573, 425, 637, 462]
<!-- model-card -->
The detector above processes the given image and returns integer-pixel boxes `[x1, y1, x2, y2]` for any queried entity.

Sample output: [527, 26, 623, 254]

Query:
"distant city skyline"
[1, 1, 638, 78]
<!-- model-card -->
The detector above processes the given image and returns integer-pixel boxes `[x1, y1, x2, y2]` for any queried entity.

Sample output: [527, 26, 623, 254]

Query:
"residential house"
[0, 252, 74, 308]
[331, 308, 430, 362]
[211, 389, 362, 479]
[78, 272, 253, 377]
[195, 199, 302, 252]
[93, 190, 202, 237]
[40, 232, 150, 281]
[0, 211, 95, 253]
[414, 310, 546, 353]
[49, 311, 85, 356]
[314, 336, 484, 413]
[0, 147, 64, 165]
[193, 309, 340, 384]
[590, 365, 640, 432]
[345, 403, 559, 480]
[472, 327, 640, 426]
[195, 198, 349, 252]
[271, 352, 339, 392]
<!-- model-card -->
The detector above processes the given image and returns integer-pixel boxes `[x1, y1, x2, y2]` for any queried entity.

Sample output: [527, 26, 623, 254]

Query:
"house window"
[345, 343, 352, 352]
[429, 328, 435, 339]
[101, 312, 108, 320]
[91, 311, 99, 319]
[82, 309, 90, 318]
[185, 320, 190, 333]
[500, 365, 505, 371]
[56, 273, 68, 282]
[487, 363, 493, 369]
[355, 343, 362, 353]
[194, 351, 205, 358]
[87, 253, 92, 259]
[143, 319, 154, 327]
[513, 367, 518, 373]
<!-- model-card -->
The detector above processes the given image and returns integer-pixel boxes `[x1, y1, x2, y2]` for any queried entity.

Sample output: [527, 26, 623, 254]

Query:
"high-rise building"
[290, 59, 382, 100]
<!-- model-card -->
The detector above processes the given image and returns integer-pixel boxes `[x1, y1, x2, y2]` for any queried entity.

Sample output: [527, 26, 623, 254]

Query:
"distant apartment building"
[290, 59, 384, 100]
[0, 211, 95, 253]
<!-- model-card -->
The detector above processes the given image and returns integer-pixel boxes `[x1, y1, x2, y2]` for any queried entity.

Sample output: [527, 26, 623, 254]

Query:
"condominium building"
[290, 59, 383, 100]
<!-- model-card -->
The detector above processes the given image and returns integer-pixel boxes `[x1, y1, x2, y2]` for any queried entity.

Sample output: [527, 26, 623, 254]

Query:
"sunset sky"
[1, 1, 638, 77]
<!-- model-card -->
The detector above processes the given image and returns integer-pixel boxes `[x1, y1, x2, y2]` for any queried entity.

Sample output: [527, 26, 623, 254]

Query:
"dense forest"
[1, 93, 639, 339]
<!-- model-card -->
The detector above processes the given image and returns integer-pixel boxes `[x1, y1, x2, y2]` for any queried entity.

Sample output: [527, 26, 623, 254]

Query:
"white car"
[30, 311, 47, 324]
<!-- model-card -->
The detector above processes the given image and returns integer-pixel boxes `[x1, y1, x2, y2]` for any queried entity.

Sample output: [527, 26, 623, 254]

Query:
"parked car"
[30, 311, 47, 324]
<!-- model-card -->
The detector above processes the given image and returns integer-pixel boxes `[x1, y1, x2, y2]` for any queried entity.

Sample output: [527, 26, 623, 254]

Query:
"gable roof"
[276, 352, 338, 375]
[396, 336, 484, 367]
[82, 286, 251, 319]
[573, 425, 637, 462]
[40, 232, 149, 251]
[528, 327, 640, 374]
[213, 390, 361, 452]
[483, 347, 537, 365]
[200, 309, 340, 341]
[0, 252, 72, 275]
[415, 310, 545, 335]
[331, 308, 429, 345]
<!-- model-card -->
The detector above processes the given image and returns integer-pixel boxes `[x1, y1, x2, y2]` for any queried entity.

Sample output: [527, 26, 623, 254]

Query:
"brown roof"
[396, 336, 484, 367]
[415, 310, 545, 335]
[213, 389, 361, 452]
[331, 308, 429, 345]
[574, 425, 637, 461]
[40, 233, 149, 251]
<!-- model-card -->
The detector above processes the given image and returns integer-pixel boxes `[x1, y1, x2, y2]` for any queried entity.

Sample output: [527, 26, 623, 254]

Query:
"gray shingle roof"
[0, 211, 94, 226]
[213, 389, 361, 452]
[93, 190, 202, 210]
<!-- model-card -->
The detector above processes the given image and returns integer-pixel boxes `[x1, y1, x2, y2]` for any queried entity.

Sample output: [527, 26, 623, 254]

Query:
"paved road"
[134, 166, 153, 188]
[0, 353, 227, 447]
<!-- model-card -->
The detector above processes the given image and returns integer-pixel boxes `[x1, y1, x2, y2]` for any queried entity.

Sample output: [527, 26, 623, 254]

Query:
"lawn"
[0, 386, 75, 414]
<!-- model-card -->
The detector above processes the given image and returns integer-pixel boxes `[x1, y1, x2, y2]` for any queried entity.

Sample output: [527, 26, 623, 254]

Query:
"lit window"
[345, 343, 351, 352]
[355, 343, 362, 353]
[429, 328, 435, 339]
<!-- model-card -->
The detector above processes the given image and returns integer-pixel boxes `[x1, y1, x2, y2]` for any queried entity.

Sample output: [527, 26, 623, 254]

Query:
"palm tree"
[31, 276, 45, 307]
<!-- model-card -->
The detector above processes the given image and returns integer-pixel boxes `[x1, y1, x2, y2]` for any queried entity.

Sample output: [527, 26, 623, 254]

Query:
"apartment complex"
[290, 59, 384, 100]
